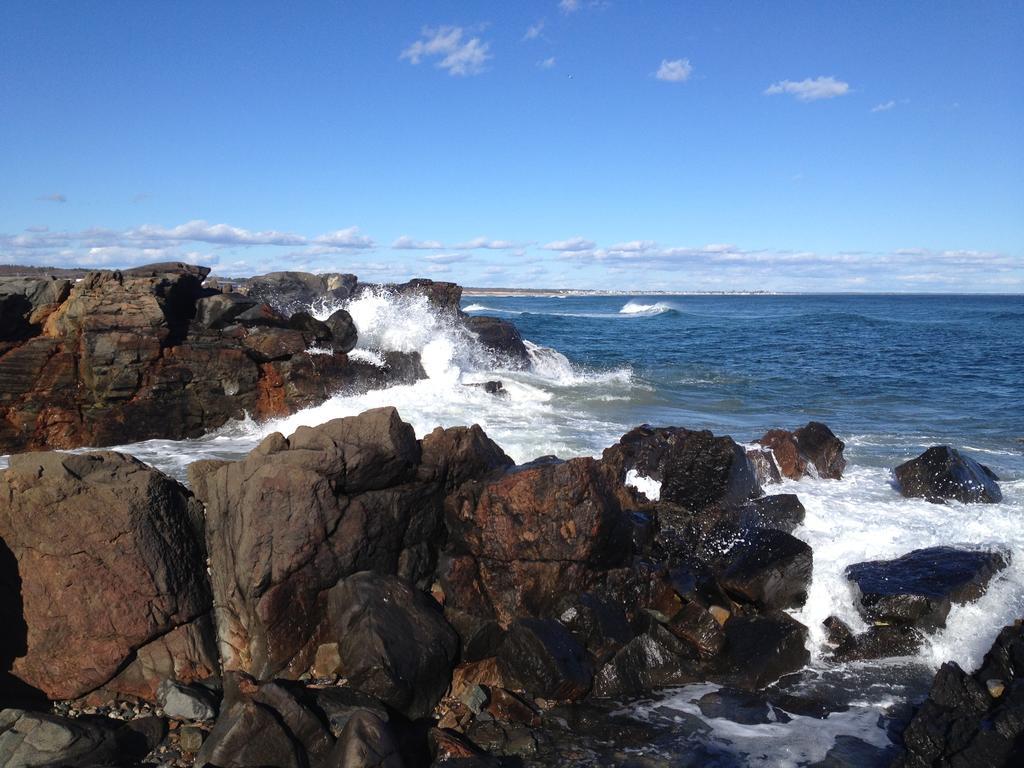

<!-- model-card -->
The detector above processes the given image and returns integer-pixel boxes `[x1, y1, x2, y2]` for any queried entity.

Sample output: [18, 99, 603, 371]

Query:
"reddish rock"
[190, 407, 510, 684]
[757, 430, 806, 480]
[443, 458, 635, 624]
[0, 451, 215, 702]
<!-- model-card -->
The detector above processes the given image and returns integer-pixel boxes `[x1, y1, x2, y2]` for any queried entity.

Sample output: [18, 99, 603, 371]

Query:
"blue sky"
[1, 0, 1022, 291]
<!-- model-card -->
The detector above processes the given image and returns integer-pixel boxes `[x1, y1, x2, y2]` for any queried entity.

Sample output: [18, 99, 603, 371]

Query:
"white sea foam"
[625, 469, 662, 501]
[619, 300, 676, 315]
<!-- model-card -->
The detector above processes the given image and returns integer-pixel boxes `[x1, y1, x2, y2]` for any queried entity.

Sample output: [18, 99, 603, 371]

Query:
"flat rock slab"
[846, 546, 1008, 630]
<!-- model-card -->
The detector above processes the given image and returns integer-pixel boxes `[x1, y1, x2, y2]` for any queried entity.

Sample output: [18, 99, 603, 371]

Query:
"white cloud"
[400, 26, 491, 77]
[765, 76, 850, 101]
[559, 0, 581, 13]
[312, 226, 375, 249]
[524, 20, 545, 40]
[542, 236, 596, 251]
[656, 59, 693, 83]
[538, 57, 557, 69]
[130, 220, 307, 246]
[37, 193, 67, 203]
[425, 263, 452, 274]
[454, 236, 517, 249]
[608, 240, 657, 253]
[871, 100, 896, 113]
[424, 253, 471, 264]
[393, 235, 445, 250]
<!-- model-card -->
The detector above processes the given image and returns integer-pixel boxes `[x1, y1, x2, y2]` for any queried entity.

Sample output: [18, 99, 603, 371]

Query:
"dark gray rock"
[328, 710, 405, 768]
[894, 445, 1003, 503]
[325, 308, 358, 353]
[498, 618, 593, 701]
[0, 709, 164, 767]
[157, 679, 218, 721]
[846, 546, 1008, 630]
[718, 528, 813, 610]
[244, 271, 358, 314]
[720, 611, 810, 690]
[194, 291, 258, 329]
[464, 316, 530, 365]
[326, 572, 458, 721]
[735, 494, 806, 533]
[194, 700, 305, 768]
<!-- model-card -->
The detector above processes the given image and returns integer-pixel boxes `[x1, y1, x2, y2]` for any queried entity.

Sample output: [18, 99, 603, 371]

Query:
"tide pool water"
[11, 290, 1021, 764]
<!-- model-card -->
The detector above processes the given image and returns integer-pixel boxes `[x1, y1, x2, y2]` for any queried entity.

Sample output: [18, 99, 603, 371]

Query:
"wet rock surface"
[846, 546, 1008, 630]
[756, 421, 847, 480]
[894, 445, 1003, 503]
[895, 620, 1024, 768]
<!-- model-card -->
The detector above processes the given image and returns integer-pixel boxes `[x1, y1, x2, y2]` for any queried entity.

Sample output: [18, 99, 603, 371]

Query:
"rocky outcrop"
[0, 709, 165, 767]
[756, 421, 846, 480]
[0, 263, 427, 453]
[846, 547, 1008, 631]
[243, 271, 358, 314]
[895, 619, 1024, 768]
[189, 407, 512, 684]
[0, 451, 216, 702]
[894, 445, 1003, 504]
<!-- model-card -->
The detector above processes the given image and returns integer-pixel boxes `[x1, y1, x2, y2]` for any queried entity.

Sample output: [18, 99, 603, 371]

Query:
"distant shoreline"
[462, 288, 782, 297]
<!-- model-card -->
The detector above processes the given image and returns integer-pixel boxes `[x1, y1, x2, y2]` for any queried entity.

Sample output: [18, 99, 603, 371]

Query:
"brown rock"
[0, 451, 215, 701]
[757, 429, 807, 480]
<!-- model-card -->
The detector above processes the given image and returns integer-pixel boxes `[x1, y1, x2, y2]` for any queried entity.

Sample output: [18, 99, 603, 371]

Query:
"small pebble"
[987, 678, 1006, 698]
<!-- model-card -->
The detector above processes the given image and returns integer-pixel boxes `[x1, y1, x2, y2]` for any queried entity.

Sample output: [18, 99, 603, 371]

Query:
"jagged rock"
[603, 426, 761, 513]
[793, 422, 847, 479]
[757, 422, 846, 480]
[194, 291, 258, 329]
[895, 620, 1024, 768]
[329, 710, 405, 768]
[190, 407, 509, 684]
[591, 621, 698, 699]
[735, 494, 806, 534]
[747, 446, 783, 485]
[325, 307, 358, 353]
[194, 700, 305, 768]
[0, 451, 215, 702]
[0, 276, 71, 341]
[241, 327, 309, 361]
[464, 316, 529, 364]
[442, 458, 635, 624]
[0, 710, 165, 768]
[666, 602, 727, 659]
[326, 572, 459, 720]
[720, 612, 810, 690]
[718, 528, 813, 610]
[846, 547, 1008, 630]
[498, 618, 593, 701]
[234, 302, 290, 327]
[288, 310, 333, 342]
[554, 592, 633, 660]
[243, 271, 358, 314]
[312, 687, 392, 739]
[894, 445, 1003, 503]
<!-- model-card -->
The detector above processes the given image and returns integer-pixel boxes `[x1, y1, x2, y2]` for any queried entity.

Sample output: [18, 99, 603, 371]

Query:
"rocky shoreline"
[0, 265, 1020, 767]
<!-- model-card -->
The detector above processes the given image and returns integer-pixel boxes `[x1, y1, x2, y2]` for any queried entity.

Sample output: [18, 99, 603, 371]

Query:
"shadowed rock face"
[463, 315, 530, 365]
[243, 271, 358, 315]
[895, 620, 1024, 768]
[846, 546, 1008, 630]
[0, 451, 215, 701]
[895, 445, 1003, 503]
[189, 406, 512, 683]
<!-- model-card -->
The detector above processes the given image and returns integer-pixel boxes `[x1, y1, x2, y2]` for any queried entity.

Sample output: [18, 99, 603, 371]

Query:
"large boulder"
[895, 620, 1024, 768]
[846, 547, 1008, 630]
[0, 710, 165, 768]
[190, 407, 511, 682]
[325, 308, 358, 353]
[243, 271, 358, 314]
[0, 451, 215, 702]
[463, 316, 529, 365]
[326, 572, 459, 720]
[442, 458, 635, 624]
[603, 426, 762, 513]
[894, 446, 1003, 504]
[717, 528, 813, 610]
[0, 276, 71, 341]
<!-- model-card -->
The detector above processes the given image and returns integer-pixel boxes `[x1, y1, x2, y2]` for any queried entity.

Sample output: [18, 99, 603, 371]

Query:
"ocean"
[26, 291, 1024, 764]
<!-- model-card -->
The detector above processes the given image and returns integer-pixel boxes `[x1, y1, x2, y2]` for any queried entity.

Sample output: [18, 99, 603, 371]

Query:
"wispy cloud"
[400, 26, 491, 77]
[524, 19, 545, 40]
[559, 0, 581, 13]
[453, 237, 518, 250]
[424, 252, 472, 264]
[131, 220, 308, 247]
[871, 100, 896, 113]
[538, 56, 557, 69]
[765, 76, 850, 101]
[656, 58, 693, 83]
[543, 236, 596, 252]
[312, 227, 376, 249]
[37, 193, 67, 203]
[393, 235, 444, 250]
